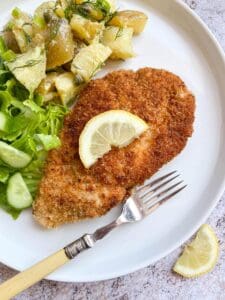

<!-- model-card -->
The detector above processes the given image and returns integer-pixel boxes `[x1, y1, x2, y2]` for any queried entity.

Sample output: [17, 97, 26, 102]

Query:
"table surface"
[1, 0, 225, 299]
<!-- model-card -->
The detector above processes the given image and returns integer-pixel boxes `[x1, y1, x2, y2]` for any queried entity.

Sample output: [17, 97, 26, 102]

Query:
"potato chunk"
[71, 42, 112, 82]
[12, 28, 30, 53]
[6, 46, 46, 93]
[46, 18, 75, 70]
[102, 26, 134, 60]
[70, 15, 104, 44]
[2, 30, 20, 53]
[36, 72, 58, 102]
[108, 10, 148, 35]
[8, 8, 33, 52]
[34, 1, 55, 18]
[55, 72, 80, 105]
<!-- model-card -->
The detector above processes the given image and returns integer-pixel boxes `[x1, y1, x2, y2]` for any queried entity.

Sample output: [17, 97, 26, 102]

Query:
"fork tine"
[144, 180, 184, 207]
[137, 171, 177, 194]
[146, 185, 187, 214]
[140, 174, 180, 200]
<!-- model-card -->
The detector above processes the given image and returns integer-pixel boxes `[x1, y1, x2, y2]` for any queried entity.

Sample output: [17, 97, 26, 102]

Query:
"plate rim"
[0, 0, 225, 282]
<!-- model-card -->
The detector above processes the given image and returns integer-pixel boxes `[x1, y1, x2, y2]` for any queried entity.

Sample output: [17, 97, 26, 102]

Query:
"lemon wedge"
[79, 110, 149, 168]
[173, 224, 219, 278]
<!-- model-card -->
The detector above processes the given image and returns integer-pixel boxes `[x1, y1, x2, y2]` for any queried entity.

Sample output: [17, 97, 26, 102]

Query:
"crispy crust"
[33, 68, 195, 228]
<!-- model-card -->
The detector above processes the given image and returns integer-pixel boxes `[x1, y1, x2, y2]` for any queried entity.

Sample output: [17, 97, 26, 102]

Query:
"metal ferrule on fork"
[64, 234, 94, 259]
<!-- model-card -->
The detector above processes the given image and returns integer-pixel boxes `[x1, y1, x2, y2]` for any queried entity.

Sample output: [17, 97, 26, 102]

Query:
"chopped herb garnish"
[95, 0, 110, 16]
[90, 61, 104, 78]
[115, 27, 123, 40]
[11, 59, 43, 71]
[77, 3, 93, 18]
[64, 1, 77, 19]
[24, 31, 32, 45]
[64, 0, 111, 21]
[75, 73, 85, 85]
[105, 11, 117, 24]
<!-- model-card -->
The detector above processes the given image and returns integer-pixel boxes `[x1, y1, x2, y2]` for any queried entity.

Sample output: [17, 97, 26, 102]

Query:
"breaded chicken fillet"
[33, 68, 195, 228]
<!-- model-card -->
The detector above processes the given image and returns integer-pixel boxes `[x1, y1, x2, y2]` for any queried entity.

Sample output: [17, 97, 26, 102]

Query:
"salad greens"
[0, 37, 68, 218]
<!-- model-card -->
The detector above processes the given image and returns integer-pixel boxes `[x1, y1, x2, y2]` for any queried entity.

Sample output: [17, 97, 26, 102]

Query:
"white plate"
[0, 0, 225, 282]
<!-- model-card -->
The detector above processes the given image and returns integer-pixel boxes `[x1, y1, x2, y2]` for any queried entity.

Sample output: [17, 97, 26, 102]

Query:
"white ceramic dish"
[0, 0, 225, 282]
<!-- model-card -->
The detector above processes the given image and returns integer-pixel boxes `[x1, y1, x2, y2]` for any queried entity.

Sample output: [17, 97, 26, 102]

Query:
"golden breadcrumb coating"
[33, 68, 195, 228]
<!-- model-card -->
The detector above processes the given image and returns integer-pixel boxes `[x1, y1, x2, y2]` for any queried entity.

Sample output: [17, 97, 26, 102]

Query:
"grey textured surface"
[1, 0, 225, 299]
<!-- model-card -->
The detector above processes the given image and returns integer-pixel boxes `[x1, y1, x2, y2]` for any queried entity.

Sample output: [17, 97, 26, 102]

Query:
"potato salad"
[2, 0, 148, 105]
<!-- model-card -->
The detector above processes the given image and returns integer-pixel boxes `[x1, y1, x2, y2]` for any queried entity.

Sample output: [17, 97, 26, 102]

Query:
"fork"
[0, 171, 186, 299]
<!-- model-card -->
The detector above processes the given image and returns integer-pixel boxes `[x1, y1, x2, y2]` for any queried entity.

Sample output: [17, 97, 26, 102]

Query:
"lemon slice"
[173, 224, 219, 278]
[79, 110, 149, 168]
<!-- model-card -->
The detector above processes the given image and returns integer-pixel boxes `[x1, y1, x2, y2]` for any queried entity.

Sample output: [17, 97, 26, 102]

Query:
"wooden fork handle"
[0, 236, 90, 299]
[0, 249, 69, 299]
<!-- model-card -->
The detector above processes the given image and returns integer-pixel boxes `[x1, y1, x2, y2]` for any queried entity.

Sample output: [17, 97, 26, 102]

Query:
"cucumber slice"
[7, 173, 33, 209]
[0, 112, 8, 132]
[0, 141, 31, 168]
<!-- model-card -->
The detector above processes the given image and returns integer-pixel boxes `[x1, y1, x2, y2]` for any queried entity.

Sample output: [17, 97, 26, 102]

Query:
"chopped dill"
[105, 11, 117, 24]
[95, 0, 110, 16]
[24, 31, 32, 45]
[64, 1, 77, 19]
[90, 61, 104, 78]
[74, 74, 85, 85]
[64, 0, 111, 21]
[11, 59, 42, 71]
[115, 27, 123, 40]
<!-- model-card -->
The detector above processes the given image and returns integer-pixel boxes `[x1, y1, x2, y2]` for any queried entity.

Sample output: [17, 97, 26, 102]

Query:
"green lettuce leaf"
[21, 151, 47, 196]
[36, 134, 61, 151]
[0, 168, 9, 183]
